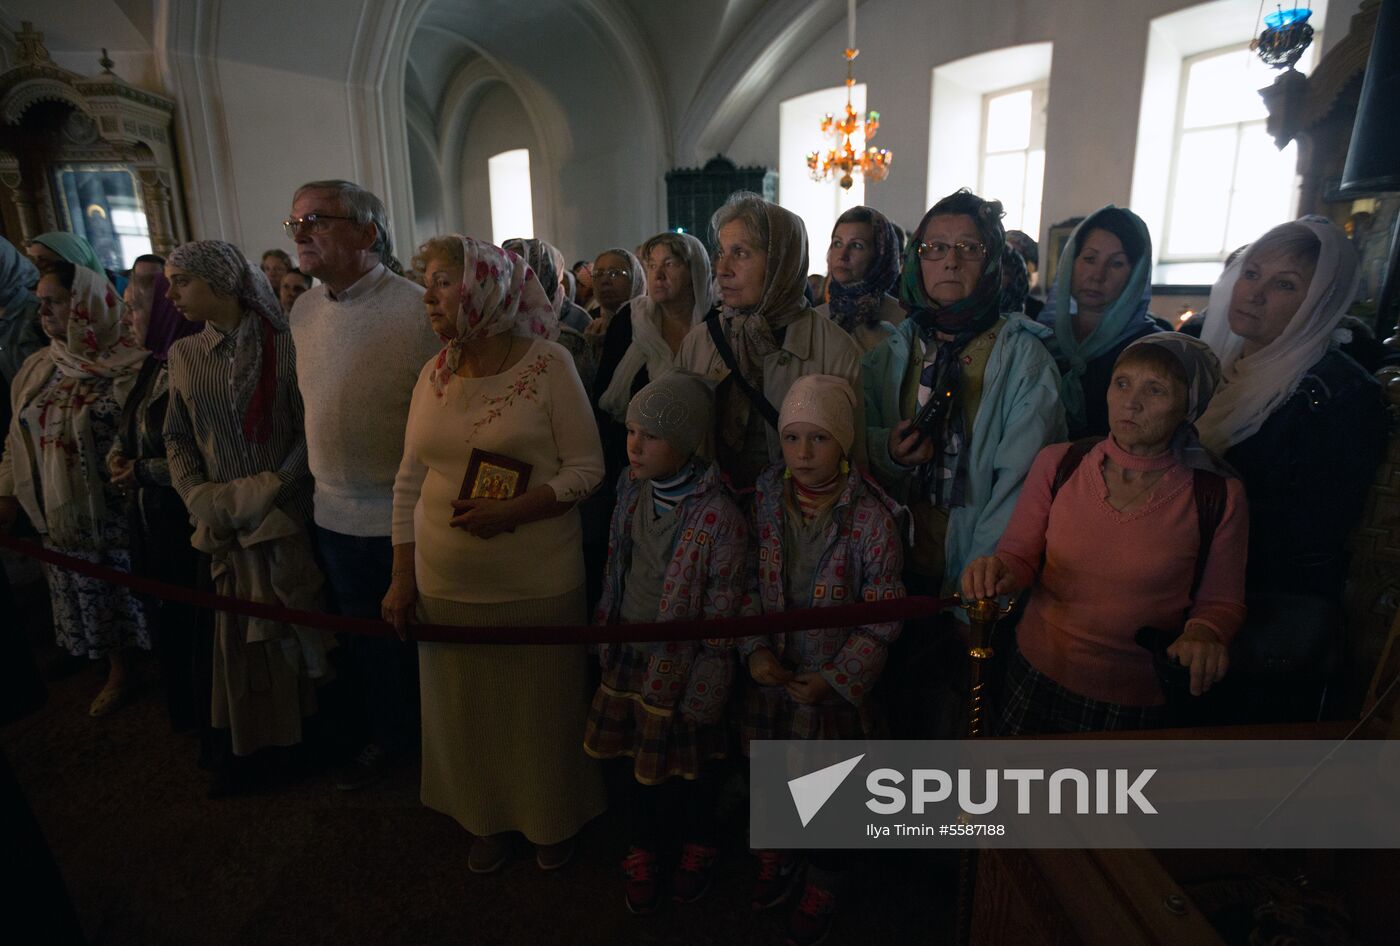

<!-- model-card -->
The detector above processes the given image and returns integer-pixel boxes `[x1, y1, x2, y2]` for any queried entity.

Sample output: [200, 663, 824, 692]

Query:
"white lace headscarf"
[1197, 216, 1359, 453]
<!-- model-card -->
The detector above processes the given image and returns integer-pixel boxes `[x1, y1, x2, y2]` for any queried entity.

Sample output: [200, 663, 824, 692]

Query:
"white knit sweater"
[289, 264, 438, 536]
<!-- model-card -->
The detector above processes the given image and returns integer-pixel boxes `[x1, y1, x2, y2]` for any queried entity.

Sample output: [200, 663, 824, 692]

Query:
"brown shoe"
[535, 837, 576, 871]
[468, 834, 511, 874]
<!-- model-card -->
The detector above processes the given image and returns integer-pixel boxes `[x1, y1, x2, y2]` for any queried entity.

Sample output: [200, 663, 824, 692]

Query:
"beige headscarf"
[598, 232, 713, 421]
[1197, 217, 1359, 453]
[727, 201, 812, 383]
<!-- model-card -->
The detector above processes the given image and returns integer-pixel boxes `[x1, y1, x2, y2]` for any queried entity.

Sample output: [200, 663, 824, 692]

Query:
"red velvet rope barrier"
[0, 535, 958, 645]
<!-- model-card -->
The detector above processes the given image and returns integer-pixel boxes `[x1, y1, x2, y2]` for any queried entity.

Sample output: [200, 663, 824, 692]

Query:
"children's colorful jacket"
[743, 462, 905, 706]
[595, 460, 755, 722]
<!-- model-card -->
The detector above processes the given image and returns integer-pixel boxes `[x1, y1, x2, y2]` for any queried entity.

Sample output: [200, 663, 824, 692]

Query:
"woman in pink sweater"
[960, 334, 1247, 734]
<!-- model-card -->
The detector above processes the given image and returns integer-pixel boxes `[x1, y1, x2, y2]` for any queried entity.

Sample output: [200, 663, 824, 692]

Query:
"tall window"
[779, 84, 866, 272]
[488, 149, 534, 241]
[979, 83, 1046, 238]
[1159, 43, 1316, 279]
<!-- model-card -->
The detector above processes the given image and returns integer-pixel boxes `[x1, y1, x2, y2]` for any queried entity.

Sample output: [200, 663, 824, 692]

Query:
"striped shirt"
[163, 320, 313, 520]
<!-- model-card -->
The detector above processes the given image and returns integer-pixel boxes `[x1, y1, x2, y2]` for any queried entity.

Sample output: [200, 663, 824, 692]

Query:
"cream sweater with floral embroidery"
[391, 338, 604, 604]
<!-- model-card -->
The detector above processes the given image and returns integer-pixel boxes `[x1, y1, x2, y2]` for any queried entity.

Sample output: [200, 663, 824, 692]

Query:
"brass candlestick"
[959, 595, 1015, 739]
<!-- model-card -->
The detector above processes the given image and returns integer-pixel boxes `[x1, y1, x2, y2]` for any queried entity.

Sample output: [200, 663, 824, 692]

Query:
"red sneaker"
[751, 850, 801, 911]
[622, 846, 662, 915]
[671, 841, 720, 903]
[786, 879, 838, 946]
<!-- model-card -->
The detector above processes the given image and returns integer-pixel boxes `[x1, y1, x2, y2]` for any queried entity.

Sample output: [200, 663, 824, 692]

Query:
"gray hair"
[710, 191, 770, 253]
[293, 179, 397, 270]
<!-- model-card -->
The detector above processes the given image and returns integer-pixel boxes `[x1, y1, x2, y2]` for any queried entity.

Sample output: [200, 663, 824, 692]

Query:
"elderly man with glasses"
[284, 179, 440, 790]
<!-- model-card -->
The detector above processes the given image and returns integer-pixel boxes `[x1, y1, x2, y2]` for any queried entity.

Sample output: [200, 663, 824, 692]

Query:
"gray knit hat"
[626, 369, 714, 460]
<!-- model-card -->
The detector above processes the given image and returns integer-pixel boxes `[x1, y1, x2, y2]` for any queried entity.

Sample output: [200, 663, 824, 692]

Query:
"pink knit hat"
[778, 374, 857, 454]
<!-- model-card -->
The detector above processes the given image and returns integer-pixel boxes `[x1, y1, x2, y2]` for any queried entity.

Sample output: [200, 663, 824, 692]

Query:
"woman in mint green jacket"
[861, 189, 1064, 736]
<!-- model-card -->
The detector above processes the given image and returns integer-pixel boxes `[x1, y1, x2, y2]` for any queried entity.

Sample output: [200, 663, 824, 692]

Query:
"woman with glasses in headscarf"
[962, 335, 1248, 734]
[385, 236, 605, 874]
[162, 241, 333, 791]
[678, 192, 865, 490]
[1045, 206, 1162, 439]
[862, 189, 1064, 736]
[1197, 217, 1388, 605]
[813, 205, 905, 353]
[0, 261, 149, 717]
[583, 247, 646, 338]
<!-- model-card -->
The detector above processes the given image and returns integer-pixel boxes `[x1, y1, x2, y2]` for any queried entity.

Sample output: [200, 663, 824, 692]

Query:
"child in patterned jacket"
[743, 374, 905, 946]
[583, 370, 755, 915]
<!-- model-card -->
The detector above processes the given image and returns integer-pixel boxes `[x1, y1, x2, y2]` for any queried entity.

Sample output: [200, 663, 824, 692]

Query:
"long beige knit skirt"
[417, 587, 606, 845]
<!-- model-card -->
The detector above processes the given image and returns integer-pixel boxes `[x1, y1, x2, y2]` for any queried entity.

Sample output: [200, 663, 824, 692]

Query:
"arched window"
[488, 148, 534, 241]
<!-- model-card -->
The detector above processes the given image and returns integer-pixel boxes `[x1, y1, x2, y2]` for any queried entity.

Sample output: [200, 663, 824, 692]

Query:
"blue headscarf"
[1048, 205, 1154, 432]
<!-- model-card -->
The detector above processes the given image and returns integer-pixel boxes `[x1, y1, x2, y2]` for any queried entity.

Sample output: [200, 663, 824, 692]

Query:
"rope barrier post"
[955, 595, 1014, 946]
[960, 596, 1013, 739]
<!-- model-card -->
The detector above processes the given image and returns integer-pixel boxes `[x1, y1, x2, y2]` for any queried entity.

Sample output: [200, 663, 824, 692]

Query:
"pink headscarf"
[429, 236, 559, 397]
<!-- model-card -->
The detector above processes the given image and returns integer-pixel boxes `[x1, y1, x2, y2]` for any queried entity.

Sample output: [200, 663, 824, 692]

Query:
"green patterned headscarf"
[1050, 205, 1153, 432]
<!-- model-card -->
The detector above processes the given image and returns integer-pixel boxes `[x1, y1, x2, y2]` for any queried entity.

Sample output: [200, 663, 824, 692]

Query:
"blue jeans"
[313, 526, 419, 755]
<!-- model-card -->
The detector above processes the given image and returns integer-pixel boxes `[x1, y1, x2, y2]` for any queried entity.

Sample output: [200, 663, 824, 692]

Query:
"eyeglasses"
[594, 268, 632, 281]
[916, 240, 987, 262]
[282, 213, 355, 237]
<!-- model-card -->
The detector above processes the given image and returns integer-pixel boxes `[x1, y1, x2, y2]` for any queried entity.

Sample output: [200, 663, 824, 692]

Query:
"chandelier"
[806, 2, 891, 190]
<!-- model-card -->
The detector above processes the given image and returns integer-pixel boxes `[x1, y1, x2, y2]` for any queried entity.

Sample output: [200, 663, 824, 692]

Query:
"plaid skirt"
[739, 680, 871, 754]
[583, 644, 727, 785]
[998, 650, 1166, 736]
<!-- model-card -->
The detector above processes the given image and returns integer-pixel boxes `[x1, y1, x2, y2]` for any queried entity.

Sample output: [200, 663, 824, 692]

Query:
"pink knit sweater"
[997, 438, 1248, 706]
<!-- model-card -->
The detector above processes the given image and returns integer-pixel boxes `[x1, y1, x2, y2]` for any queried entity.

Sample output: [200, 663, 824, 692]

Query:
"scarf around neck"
[896, 197, 1007, 506]
[1196, 216, 1360, 454]
[30, 266, 145, 547]
[826, 206, 901, 332]
[168, 240, 288, 442]
[599, 232, 713, 422]
[1050, 205, 1154, 433]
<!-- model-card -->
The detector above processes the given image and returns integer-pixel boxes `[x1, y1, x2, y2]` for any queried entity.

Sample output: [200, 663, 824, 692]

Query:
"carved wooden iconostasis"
[0, 22, 186, 267]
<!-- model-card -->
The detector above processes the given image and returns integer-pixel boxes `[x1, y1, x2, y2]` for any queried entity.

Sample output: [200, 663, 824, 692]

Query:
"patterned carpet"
[2, 630, 957, 946]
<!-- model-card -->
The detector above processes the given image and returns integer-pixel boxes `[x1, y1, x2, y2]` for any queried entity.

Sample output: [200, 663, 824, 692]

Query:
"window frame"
[976, 79, 1048, 238]
[1158, 41, 1299, 266]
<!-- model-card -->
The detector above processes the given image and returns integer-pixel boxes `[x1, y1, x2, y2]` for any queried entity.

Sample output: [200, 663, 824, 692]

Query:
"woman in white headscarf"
[0, 261, 148, 716]
[1197, 217, 1387, 603]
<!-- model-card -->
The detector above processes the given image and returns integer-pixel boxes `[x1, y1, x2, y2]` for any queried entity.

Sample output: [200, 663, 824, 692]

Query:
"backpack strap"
[707, 313, 781, 430]
[1049, 437, 1104, 502]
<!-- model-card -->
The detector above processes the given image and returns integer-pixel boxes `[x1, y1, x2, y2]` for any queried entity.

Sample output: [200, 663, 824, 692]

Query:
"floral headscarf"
[999, 244, 1030, 315]
[429, 236, 559, 398]
[168, 240, 287, 442]
[826, 206, 901, 332]
[31, 266, 145, 547]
